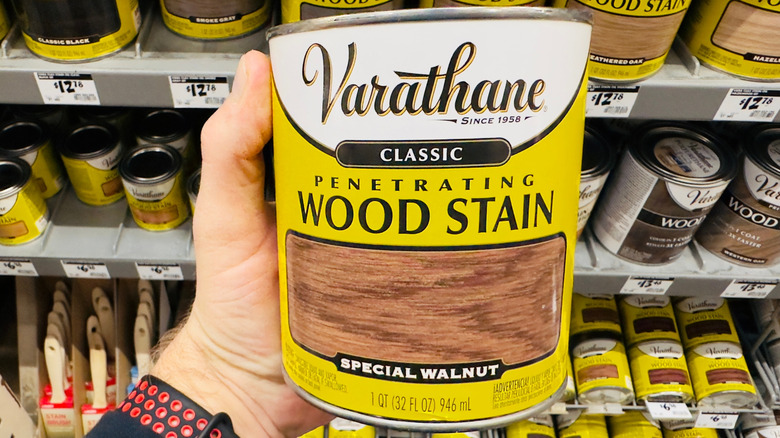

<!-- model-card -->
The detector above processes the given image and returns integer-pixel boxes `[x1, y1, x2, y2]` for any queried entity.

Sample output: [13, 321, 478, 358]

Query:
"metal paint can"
[591, 122, 737, 265]
[679, 0, 780, 81]
[419, 0, 544, 8]
[0, 3, 10, 41]
[300, 426, 325, 438]
[431, 431, 481, 438]
[135, 109, 195, 168]
[556, 411, 609, 438]
[686, 341, 758, 409]
[570, 292, 622, 337]
[160, 0, 271, 40]
[281, 0, 402, 23]
[572, 335, 634, 404]
[269, 8, 592, 429]
[59, 124, 125, 206]
[119, 145, 189, 231]
[0, 120, 66, 199]
[0, 158, 49, 245]
[674, 297, 740, 349]
[328, 419, 376, 438]
[696, 125, 780, 266]
[12, 0, 141, 62]
[608, 410, 662, 438]
[188, 168, 201, 214]
[628, 340, 693, 403]
[505, 416, 555, 438]
[10, 105, 68, 133]
[619, 295, 680, 346]
[578, 125, 616, 238]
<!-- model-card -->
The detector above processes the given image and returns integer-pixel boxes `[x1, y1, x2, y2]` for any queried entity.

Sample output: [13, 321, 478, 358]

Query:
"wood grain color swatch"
[705, 368, 750, 385]
[130, 205, 179, 225]
[570, 0, 685, 60]
[163, 0, 264, 17]
[0, 220, 28, 238]
[713, 1, 780, 56]
[648, 368, 688, 385]
[286, 233, 566, 365]
[577, 364, 619, 382]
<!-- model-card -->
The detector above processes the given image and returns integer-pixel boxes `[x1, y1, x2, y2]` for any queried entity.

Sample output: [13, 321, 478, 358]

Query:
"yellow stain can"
[0, 3, 10, 41]
[59, 124, 125, 206]
[160, 0, 271, 40]
[0, 121, 66, 200]
[0, 158, 49, 245]
[269, 8, 592, 429]
[419, 0, 545, 8]
[328, 419, 376, 438]
[619, 295, 680, 346]
[505, 416, 555, 438]
[628, 340, 693, 403]
[281, 0, 403, 23]
[608, 411, 662, 438]
[571, 292, 622, 337]
[556, 411, 609, 438]
[674, 297, 740, 349]
[572, 336, 635, 404]
[686, 341, 758, 409]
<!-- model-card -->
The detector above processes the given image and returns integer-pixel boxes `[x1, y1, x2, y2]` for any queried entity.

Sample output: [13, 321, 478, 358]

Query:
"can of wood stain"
[0, 120, 66, 200]
[571, 335, 635, 404]
[160, 0, 271, 40]
[627, 340, 693, 403]
[591, 122, 737, 264]
[618, 295, 680, 346]
[685, 341, 758, 409]
[608, 410, 662, 438]
[578, 125, 616, 237]
[674, 297, 740, 349]
[269, 8, 592, 430]
[0, 158, 49, 245]
[59, 124, 125, 206]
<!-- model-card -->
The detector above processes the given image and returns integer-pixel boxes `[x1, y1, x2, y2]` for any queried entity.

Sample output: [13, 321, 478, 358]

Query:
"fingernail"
[231, 54, 249, 97]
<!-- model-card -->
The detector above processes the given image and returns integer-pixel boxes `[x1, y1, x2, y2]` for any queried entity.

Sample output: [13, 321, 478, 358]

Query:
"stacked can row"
[567, 293, 758, 409]
[582, 120, 780, 269]
[0, 106, 203, 245]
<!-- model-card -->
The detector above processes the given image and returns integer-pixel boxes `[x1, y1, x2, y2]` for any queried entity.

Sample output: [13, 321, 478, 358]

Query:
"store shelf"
[0, 186, 195, 279]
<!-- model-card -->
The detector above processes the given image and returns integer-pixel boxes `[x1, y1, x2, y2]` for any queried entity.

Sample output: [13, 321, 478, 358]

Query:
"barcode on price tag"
[169, 76, 230, 108]
[135, 263, 184, 280]
[586, 85, 640, 118]
[0, 259, 38, 276]
[61, 261, 110, 279]
[714, 89, 780, 122]
[35, 73, 100, 105]
[646, 402, 692, 420]
[620, 276, 674, 295]
[694, 412, 738, 429]
[721, 279, 777, 298]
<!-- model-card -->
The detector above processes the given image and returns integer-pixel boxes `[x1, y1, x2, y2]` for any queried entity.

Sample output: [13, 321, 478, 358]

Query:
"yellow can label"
[609, 411, 662, 438]
[328, 419, 375, 438]
[270, 14, 591, 423]
[674, 298, 740, 348]
[160, 0, 271, 40]
[123, 172, 189, 231]
[572, 338, 633, 396]
[0, 180, 49, 245]
[628, 340, 693, 402]
[619, 295, 680, 346]
[431, 432, 480, 438]
[282, 0, 402, 23]
[0, 4, 10, 41]
[553, 0, 689, 81]
[299, 426, 325, 438]
[19, 142, 66, 200]
[571, 292, 621, 336]
[686, 342, 756, 402]
[61, 147, 124, 206]
[21, 0, 140, 61]
[506, 417, 555, 438]
[419, 0, 544, 7]
[680, 0, 780, 80]
[663, 428, 719, 438]
[557, 412, 609, 438]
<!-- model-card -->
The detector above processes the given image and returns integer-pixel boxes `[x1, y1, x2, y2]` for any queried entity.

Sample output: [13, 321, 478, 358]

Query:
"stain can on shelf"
[12, 0, 141, 62]
[628, 339, 693, 403]
[608, 410, 662, 438]
[0, 158, 49, 245]
[619, 295, 680, 346]
[679, 0, 780, 81]
[431, 431, 481, 438]
[505, 416, 555, 438]
[119, 145, 189, 231]
[686, 341, 758, 409]
[281, 0, 403, 23]
[135, 109, 195, 169]
[419, 0, 544, 8]
[0, 120, 66, 199]
[268, 8, 592, 429]
[160, 0, 271, 40]
[571, 292, 622, 336]
[556, 411, 609, 438]
[661, 419, 719, 438]
[59, 124, 125, 206]
[591, 122, 737, 265]
[187, 168, 201, 214]
[572, 335, 634, 404]
[578, 125, 616, 237]
[674, 297, 740, 348]
[0, 3, 10, 41]
[328, 419, 376, 438]
[552, 0, 690, 82]
[696, 125, 780, 266]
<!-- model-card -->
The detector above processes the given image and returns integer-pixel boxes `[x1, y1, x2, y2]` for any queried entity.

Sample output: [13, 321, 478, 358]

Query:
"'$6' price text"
[371, 392, 472, 414]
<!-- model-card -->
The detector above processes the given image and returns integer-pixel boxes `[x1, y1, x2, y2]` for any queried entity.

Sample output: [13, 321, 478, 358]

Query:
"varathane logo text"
[303, 41, 546, 124]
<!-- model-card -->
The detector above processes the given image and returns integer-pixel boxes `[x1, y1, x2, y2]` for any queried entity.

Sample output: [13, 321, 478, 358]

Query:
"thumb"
[193, 50, 276, 281]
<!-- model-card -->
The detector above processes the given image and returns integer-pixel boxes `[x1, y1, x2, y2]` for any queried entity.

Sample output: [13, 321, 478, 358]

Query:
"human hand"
[151, 50, 334, 438]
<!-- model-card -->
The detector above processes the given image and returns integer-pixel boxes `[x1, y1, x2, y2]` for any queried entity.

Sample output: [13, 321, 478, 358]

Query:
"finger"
[194, 50, 275, 275]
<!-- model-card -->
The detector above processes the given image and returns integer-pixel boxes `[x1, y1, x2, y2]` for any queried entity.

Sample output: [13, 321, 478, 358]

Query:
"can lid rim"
[0, 158, 32, 199]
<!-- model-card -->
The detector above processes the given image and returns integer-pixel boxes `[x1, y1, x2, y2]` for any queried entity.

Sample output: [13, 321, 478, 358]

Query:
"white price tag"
[694, 412, 738, 429]
[35, 73, 100, 105]
[646, 402, 692, 420]
[620, 276, 674, 295]
[135, 263, 184, 280]
[586, 85, 639, 118]
[0, 260, 38, 276]
[714, 89, 780, 122]
[169, 76, 230, 108]
[61, 261, 110, 279]
[585, 403, 624, 415]
[721, 279, 777, 299]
